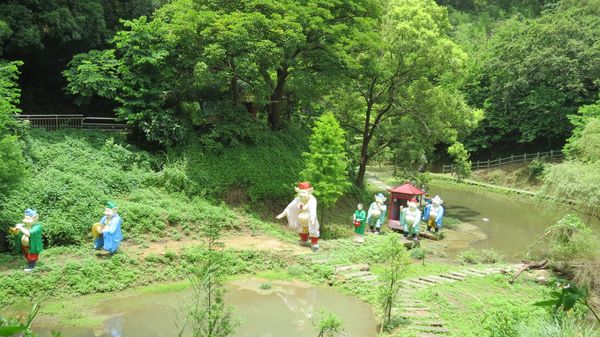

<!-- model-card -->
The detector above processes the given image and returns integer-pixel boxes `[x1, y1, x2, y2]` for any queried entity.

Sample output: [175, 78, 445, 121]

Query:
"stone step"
[396, 311, 439, 319]
[423, 275, 455, 283]
[404, 307, 432, 312]
[401, 280, 429, 288]
[465, 268, 489, 275]
[439, 274, 464, 281]
[415, 333, 449, 337]
[411, 320, 445, 327]
[460, 270, 486, 277]
[357, 274, 379, 282]
[450, 272, 467, 278]
[333, 264, 369, 274]
[417, 277, 440, 284]
[411, 325, 450, 333]
[402, 302, 427, 308]
[340, 271, 372, 279]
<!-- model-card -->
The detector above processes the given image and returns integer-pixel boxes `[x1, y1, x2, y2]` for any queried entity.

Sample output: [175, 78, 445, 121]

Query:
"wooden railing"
[17, 114, 127, 131]
[442, 150, 563, 173]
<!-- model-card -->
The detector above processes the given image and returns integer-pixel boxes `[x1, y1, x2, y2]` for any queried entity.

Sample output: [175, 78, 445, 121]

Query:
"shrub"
[0, 130, 151, 246]
[459, 248, 503, 264]
[182, 126, 307, 201]
[516, 316, 599, 337]
[527, 159, 545, 182]
[483, 303, 537, 337]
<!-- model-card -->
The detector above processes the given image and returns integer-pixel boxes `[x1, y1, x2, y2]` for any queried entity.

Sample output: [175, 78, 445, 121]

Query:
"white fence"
[442, 150, 563, 173]
[18, 114, 127, 131]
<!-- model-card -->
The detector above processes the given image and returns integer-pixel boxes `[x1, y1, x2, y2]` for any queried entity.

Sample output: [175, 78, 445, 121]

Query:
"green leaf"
[533, 299, 559, 307]
[0, 326, 26, 336]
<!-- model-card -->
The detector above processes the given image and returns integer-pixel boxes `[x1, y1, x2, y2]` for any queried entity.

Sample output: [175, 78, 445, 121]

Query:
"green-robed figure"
[11, 209, 43, 272]
[353, 203, 367, 243]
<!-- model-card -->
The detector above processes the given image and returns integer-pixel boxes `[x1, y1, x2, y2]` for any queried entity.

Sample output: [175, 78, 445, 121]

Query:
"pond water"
[34, 279, 378, 337]
[427, 182, 599, 258]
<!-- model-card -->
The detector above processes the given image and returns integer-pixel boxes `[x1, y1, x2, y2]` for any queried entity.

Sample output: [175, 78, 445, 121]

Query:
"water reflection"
[34, 279, 377, 337]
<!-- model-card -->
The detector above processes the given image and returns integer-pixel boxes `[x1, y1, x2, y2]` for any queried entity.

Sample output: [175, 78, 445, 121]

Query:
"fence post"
[536, 151, 540, 159]
[487, 159, 490, 168]
[550, 149, 553, 157]
[511, 154, 514, 164]
[524, 153, 527, 161]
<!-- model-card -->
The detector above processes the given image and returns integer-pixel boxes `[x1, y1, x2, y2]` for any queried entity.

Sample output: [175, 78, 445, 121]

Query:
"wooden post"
[511, 154, 514, 164]
[487, 159, 490, 168]
[524, 153, 527, 161]
[550, 149, 553, 157]
[536, 151, 540, 159]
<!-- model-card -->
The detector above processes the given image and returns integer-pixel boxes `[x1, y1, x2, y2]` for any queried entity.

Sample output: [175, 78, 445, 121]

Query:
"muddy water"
[427, 182, 598, 258]
[34, 279, 378, 337]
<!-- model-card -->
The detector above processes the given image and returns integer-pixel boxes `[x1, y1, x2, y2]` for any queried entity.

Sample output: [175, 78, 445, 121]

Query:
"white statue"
[277, 182, 320, 251]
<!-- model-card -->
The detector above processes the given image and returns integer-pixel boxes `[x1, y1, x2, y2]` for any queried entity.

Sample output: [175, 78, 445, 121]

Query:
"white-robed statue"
[367, 193, 387, 234]
[277, 182, 320, 251]
[401, 198, 422, 241]
[423, 195, 444, 233]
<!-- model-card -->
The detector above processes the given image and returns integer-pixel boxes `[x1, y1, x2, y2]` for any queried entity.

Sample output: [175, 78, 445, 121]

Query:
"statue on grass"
[352, 203, 367, 243]
[276, 182, 320, 251]
[401, 198, 421, 241]
[92, 201, 123, 255]
[11, 209, 43, 272]
[423, 195, 444, 233]
[367, 193, 387, 234]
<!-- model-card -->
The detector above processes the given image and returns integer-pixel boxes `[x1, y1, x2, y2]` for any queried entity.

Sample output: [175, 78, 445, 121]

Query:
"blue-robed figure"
[422, 195, 444, 233]
[93, 201, 123, 254]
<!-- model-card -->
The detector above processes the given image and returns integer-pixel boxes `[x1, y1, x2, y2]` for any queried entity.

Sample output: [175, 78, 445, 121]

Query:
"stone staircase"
[333, 262, 522, 336]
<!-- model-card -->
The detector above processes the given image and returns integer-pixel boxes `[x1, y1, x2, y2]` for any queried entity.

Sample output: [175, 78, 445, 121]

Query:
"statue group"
[276, 181, 445, 250]
[9, 201, 123, 272]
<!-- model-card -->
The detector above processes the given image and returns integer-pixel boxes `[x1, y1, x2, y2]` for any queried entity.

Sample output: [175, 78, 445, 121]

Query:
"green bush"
[516, 316, 599, 337]
[527, 159, 545, 182]
[182, 126, 307, 201]
[0, 130, 151, 246]
[483, 304, 535, 337]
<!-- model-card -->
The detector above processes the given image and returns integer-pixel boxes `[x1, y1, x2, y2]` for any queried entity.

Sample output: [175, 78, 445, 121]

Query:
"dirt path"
[135, 234, 309, 258]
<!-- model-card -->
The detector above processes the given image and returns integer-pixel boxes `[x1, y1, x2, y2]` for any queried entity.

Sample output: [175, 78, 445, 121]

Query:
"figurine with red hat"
[400, 198, 421, 241]
[276, 182, 320, 251]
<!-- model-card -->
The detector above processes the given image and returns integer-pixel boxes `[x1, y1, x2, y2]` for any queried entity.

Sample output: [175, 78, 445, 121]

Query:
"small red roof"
[388, 183, 425, 195]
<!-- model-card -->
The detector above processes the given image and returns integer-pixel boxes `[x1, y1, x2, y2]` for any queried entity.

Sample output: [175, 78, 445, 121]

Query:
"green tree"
[447, 141, 472, 180]
[331, 0, 480, 186]
[177, 215, 237, 337]
[300, 112, 351, 220]
[0, 0, 157, 113]
[155, 0, 378, 130]
[464, 1, 600, 151]
[315, 310, 344, 337]
[377, 233, 411, 331]
[0, 60, 27, 198]
[64, 17, 184, 147]
[540, 118, 600, 220]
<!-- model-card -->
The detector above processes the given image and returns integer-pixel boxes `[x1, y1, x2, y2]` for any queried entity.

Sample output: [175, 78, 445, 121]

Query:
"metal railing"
[17, 114, 127, 131]
[442, 150, 563, 173]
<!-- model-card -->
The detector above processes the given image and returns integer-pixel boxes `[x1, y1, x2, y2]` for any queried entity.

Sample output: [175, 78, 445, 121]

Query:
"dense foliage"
[461, 0, 600, 152]
[300, 112, 350, 209]
[0, 60, 27, 198]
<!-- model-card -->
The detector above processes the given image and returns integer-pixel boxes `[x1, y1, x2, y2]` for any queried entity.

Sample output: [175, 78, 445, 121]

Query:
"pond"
[33, 279, 378, 337]
[427, 182, 599, 258]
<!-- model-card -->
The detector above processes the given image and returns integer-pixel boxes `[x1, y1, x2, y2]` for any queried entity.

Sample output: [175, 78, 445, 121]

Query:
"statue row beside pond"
[275, 181, 446, 250]
[9, 202, 123, 272]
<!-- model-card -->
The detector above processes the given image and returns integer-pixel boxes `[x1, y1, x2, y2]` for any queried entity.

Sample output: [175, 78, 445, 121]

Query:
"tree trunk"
[356, 101, 374, 187]
[356, 145, 369, 188]
[268, 67, 289, 130]
[243, 102, 258, 119]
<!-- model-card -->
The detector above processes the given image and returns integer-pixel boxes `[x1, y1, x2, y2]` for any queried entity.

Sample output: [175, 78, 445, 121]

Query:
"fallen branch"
[509, 260, 548, 284]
